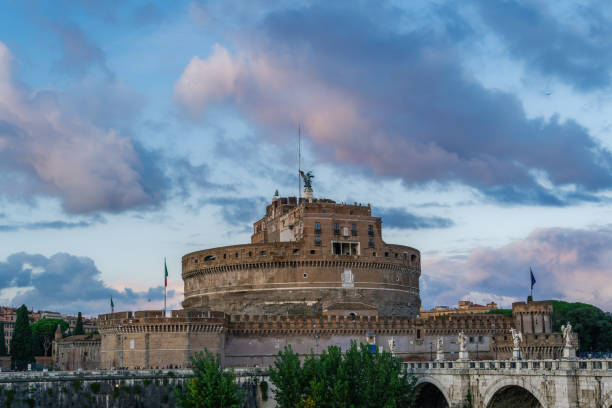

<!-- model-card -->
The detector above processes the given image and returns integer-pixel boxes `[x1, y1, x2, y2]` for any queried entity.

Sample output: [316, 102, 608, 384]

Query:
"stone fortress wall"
[53, 189, 572, 373]
[182, 196, 422, 316]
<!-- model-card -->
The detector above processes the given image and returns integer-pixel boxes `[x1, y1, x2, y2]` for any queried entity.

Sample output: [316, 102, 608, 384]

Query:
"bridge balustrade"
[404, 359, 612, 373]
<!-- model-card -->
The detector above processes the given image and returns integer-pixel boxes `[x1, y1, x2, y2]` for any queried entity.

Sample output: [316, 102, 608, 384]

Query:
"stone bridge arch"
[414, 376, 451, 408]
[482, 378, 548, 408]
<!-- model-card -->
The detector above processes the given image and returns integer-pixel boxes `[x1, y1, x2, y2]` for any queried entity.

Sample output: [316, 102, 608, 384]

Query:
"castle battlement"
[181, 193, 422, 316]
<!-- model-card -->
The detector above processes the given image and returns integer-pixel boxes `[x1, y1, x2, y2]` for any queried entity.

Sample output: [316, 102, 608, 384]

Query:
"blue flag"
[530, 267, 536, 290]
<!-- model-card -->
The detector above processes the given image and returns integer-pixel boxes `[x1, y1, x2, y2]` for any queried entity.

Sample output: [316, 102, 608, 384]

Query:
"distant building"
[419, 300, 498, 318]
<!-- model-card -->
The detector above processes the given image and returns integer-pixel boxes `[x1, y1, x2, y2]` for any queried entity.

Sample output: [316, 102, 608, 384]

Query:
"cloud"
[204, 196, 268, 227]
[0, 41, 170, 214]
[0, 219, 103, 232]
[49, 21, 113, 79]
[174, 2, 612, 206]
[0, 252, 174, 315]
[475, 0, 612, 91]
[422, 226, 612, 312]
[375, 207, 453, 230]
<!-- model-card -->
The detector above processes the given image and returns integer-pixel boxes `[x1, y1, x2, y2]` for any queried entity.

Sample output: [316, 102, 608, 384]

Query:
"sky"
[1, 0, 612, 315]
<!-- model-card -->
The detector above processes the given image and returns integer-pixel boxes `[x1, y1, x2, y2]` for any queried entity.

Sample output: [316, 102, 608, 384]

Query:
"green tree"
[74, 312, 84, 336]
[0, 323, 8, 356]
[552, 300, 612, 352]
[173, 350, 244, 408]
[30, 318, 69, 356]
[268, 345, 305, 407]
[10, 305, 35, 370]
[269, 342, 417, 408]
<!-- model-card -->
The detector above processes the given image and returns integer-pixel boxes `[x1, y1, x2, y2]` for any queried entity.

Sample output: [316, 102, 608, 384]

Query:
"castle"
[54, 183, 571, 371]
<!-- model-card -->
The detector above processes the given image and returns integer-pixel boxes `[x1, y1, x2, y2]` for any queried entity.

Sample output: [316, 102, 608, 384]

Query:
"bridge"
[406, 359, 612, 408]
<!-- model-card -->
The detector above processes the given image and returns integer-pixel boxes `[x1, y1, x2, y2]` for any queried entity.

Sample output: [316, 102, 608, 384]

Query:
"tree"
[30, 318, 69, 356]
[10, 305, 35, 370]
[74, 312, 84, 336]
[173, 350, 244, 408]
[552, 300, 612, 352]
[269, 342, 417, 408]
[0, 323, 7, 356]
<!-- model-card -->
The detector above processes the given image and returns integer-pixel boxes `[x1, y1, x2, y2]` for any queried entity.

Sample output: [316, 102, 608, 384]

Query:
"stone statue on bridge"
[561, 322, 573, 348]
[510, 327, 523, 360]
[457, 331, 469, 361]
[435, 337, 444, 361]
[388, 337, 396, 356]
[562, 321, 576, 359]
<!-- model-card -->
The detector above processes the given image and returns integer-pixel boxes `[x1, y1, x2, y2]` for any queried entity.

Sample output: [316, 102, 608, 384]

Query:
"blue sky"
[2, 0, 612, 315]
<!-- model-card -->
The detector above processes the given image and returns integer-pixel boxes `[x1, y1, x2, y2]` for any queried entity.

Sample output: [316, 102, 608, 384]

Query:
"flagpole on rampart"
[164, 257, 167, 317]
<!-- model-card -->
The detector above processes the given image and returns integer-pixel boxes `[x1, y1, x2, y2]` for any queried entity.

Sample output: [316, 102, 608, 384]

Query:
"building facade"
[182, 195, 421, 317]
[52, 188, 572, 371]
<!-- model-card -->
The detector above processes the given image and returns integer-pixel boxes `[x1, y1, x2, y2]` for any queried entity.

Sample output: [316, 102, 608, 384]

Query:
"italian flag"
[164, 258, 168, 287]
[110, 296, 114, 313]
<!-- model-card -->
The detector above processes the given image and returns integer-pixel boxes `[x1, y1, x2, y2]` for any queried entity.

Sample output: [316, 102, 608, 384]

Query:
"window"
[314, 222, 321, 234]
[368, 239, 374, 247]
[260, 250, 266, 256]
[130, 339, 135, 349]
[411, 254, 417, 263]
[416, 329, 421, 339]
[322, 209, 327, 213]
[223, 253, 227, 259]
[351, 224, 357, 236]
[368, 225, 374, 236]
[310, 249, 316, 254]
[333, 223, 340, 234]
[235, 252, 238, 258]
[332, 241, 360, 255]
[303, 273, 308, 278]
[384, 252, 389, 257]
[204, 255, 215, 261]
[248, 251, 252, 257]
[293, 249, 300, 255]
[314, 236, 321, 246]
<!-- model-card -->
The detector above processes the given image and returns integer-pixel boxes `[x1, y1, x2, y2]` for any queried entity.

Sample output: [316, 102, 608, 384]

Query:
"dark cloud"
[205, 196, 268, 226]
[49, 21, 113, 79]
[175, 1, 612, 206]
[423, 226, 612, 311]
[0, 218, 104, 232]
[475, 0, 612, 91]
[132, 3, 165, 25]
[375, 207, 453, 230]
[0, 252, 173, 315]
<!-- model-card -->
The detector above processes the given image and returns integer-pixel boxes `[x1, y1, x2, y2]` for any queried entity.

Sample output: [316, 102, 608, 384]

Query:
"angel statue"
[510, 328, 523, 349]
[561, 322, 573, 348]
[436, 337, 444, 352]
[457, 331, 467, 352]
[299, 170, 314, 191]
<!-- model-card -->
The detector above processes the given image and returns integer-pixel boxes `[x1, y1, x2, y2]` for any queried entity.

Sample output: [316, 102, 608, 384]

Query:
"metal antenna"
[298, 122, 302, 200]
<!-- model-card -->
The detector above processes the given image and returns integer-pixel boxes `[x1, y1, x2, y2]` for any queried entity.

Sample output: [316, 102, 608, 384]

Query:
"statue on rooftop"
[299, 170, 314, 191]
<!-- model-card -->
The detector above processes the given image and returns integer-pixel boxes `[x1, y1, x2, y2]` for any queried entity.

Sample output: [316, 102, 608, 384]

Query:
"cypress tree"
[74, 312, 84, 335]
[0, 323, 7, 356]
[10, 305, 34, 370]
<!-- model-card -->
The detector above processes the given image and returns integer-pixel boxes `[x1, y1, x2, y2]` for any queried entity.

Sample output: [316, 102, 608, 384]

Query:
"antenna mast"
[298, 122, 302, 200]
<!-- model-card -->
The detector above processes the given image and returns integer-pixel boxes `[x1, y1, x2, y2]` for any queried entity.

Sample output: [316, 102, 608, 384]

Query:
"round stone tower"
[182, 193, 421, 317]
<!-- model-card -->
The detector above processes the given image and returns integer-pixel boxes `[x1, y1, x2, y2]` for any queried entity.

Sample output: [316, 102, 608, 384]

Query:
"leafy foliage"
[0, 323, 8, 356]
[10, 305, 35, 370]
[30, 318, 69, 356]
[173, 350, 244, 408]
[552, 300, 612, 352]
[269, 342, 417, 408]
[74, 312, 84, 335]
[486, 309, 512, 317]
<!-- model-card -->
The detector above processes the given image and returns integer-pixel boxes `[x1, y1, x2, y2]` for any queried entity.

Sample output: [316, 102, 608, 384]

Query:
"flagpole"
[164, 257, 167, 317]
